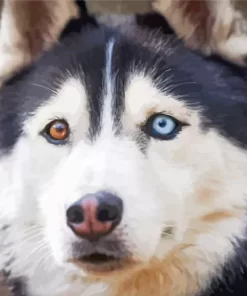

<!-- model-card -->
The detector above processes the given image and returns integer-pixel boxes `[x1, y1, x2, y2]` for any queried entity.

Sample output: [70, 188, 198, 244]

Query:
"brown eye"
[43, 119, 70, 144]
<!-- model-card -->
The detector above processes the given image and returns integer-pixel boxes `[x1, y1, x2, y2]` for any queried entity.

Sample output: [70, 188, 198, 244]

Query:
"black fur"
[199, 237, 247, 296]
[136, 11, 174, 35]
[2, 272, 26, 296]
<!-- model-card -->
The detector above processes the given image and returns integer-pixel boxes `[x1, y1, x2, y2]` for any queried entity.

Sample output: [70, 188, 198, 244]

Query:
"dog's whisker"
[22, 228, 44, 236]
[19, 241, 48, 262]
[31, 83, 58, 95]
[31, 250, 53, 275]
[16, 233, 43, 246]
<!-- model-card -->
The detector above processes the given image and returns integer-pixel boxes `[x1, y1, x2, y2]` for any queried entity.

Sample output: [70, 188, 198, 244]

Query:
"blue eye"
[144, 114, 182, 140]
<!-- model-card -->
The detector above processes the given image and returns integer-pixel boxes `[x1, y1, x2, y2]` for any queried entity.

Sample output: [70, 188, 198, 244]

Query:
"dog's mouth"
[80, 253, 117, 265]
[69, 239, 134, 273]
[70, 251, 132, 273]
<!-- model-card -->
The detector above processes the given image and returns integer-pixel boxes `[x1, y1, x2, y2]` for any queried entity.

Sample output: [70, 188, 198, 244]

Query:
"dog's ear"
[60, 0, 98, 38]
[136, 12, 174, 35]
[0, 0, 79, 87]
[153, 0, 247, 66]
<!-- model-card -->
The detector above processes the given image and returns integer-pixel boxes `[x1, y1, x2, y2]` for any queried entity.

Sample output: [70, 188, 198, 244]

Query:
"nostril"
[66, 205, 84, 224]
[97, 205, 118, 222]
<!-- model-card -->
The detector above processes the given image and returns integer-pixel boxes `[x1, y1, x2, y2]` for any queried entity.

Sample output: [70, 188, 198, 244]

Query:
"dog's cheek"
[35, 145, 91, 263]
[38, 183, 75, 265]
[0, 139, 34, 222]
[121, 151, 193, 260]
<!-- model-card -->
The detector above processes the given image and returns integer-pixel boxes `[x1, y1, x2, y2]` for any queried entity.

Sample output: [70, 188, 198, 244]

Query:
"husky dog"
[1, 2, 247, 296]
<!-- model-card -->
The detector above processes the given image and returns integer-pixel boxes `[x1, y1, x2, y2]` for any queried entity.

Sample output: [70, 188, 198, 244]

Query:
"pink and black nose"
[66, 191, 123, 240]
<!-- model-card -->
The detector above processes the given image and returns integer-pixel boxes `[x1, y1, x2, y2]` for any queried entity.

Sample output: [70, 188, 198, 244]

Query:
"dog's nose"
[66, 191, 123, 240]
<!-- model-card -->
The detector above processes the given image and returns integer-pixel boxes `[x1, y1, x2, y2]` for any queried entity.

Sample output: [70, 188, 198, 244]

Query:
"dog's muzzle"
[66, 191, 129, 272]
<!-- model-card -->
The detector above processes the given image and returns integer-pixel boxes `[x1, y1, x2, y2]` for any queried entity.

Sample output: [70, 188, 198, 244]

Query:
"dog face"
[1, 16, 247, 276]
[1, 5, 247, 296]
[1, 27, 190, 269]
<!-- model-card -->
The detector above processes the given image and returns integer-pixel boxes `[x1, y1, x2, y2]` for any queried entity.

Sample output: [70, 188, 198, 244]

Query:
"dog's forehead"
[1, 24, 247, 153]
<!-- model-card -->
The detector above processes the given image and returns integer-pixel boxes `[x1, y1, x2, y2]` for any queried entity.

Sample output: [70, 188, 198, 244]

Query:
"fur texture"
[1, 2, 247, 296]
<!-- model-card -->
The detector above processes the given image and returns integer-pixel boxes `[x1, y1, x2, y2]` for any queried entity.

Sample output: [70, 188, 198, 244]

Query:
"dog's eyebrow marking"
[106, 38, 115, 97]
[101, 38, 115, 136]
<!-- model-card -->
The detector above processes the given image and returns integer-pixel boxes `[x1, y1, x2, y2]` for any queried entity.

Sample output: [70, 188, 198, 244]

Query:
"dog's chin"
[69, 253, 136, 276]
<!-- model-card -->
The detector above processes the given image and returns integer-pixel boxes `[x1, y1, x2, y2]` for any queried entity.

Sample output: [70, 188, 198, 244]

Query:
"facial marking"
[125, 74, 191, 126]
[24, 77, 88, 142]
[100, 38, 115, 138]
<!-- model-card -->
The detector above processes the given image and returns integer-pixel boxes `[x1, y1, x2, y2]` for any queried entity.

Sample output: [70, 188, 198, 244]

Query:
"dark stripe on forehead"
[77, 45, 105, 141]
[67, 31, 126, 140]
[64, 29, 109, 141]
[110, 40, 126, 135]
